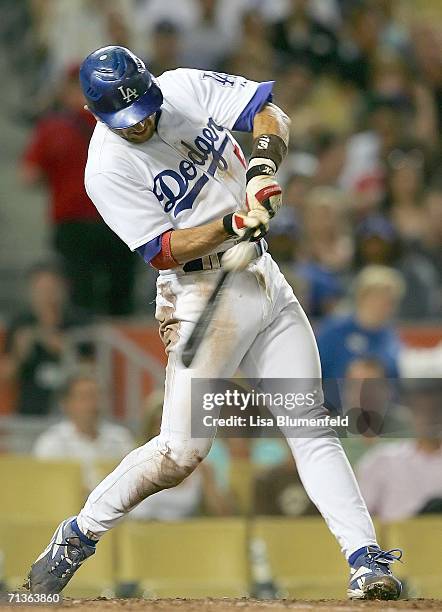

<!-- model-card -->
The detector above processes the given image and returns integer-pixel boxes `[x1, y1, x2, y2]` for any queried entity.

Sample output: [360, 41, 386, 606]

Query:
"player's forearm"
[252, 102, 291, 151]
[169, 219, 229, 264]
[243, 103, 289, 225]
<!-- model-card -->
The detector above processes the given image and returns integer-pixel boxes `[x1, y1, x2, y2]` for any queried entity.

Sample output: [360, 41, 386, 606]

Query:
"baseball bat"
[181, 228, 255, 368]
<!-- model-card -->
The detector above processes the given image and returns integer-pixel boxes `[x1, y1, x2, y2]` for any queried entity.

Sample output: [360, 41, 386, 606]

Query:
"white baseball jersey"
[85, 69, 274, 260]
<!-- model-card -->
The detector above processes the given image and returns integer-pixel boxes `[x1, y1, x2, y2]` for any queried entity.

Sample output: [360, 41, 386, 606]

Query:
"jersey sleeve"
[174, 69, 274, 132]
[85, 171, 173, 251]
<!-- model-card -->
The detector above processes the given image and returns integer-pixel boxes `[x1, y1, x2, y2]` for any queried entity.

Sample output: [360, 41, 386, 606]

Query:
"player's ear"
[84, 105, 100, 122]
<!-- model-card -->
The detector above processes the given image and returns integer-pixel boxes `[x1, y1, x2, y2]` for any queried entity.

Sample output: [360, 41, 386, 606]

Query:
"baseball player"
[27, 47, 402, 600]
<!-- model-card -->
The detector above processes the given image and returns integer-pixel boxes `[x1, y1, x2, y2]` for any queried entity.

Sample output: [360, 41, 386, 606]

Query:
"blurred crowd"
[21, 368, 442, 523]
[0, 0, 441, 523]
[3, 0, 440, 318]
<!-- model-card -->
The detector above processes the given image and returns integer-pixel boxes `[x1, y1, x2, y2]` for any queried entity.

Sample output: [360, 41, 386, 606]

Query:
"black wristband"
[250, 134, 287, 169]
[223, 213, 235, 236]
[246, 163, 275, 183]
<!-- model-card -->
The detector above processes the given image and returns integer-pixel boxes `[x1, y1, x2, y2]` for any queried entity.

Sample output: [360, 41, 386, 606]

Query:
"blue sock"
[348, 546, 369, 566]
[71, 518, 97, 547]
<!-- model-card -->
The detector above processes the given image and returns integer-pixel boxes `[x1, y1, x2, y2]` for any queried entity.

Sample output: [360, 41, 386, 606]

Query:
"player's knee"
[169, 443, 204, 483]
[154, 438, 209, 488]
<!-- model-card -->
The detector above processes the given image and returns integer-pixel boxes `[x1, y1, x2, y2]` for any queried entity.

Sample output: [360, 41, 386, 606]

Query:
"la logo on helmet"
[118, 86, 139, 103]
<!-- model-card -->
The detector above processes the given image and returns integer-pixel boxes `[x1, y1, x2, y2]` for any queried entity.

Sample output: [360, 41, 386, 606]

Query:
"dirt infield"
[1, 599, 442, 612]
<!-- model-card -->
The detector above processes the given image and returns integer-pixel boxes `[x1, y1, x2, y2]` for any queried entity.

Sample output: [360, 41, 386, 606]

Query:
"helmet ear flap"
[84, 85, 100, 101]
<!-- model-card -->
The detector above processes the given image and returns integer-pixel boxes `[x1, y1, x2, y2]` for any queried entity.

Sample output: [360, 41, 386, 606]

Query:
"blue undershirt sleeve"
[135, 235, 162, 264]
[232, 81, 275, 133]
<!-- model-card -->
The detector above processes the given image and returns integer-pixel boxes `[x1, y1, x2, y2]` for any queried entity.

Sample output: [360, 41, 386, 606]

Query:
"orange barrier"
[0, 322, 440, 415]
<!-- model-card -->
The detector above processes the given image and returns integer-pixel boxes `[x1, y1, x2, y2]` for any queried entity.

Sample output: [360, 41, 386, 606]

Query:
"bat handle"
[239, 227, 256, 244]
[181, 227, 257, 368]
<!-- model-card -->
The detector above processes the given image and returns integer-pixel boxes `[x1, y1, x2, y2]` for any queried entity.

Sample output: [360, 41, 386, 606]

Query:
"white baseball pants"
[77, 253, 377, 558]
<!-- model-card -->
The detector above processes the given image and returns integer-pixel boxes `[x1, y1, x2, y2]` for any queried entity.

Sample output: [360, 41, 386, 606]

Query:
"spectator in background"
[330, 356, 412, 465]
[339, 84, 437, 220]
[274, 57, 357, 152]
[339, 98, 404, 218]
[34, 369, 135, 493]
[273, 60, 317, 150]
[134, 0, 249, 50]
[181, 0, 230, 71]
[146, 21, 183, 76]
[375, 0, 410, 54]
[317, 265, 404, 379]
[367, 50, 439, 152]
[337, 4, 382, 91]
[134, 0, 198, 38]
[265, 208, 305, 305]
[343, 358, 411, 439]
[29, 0, 135, 82]
[369, 51, 412, 106]
[411, 22, 442, 134]
[20, 64, 137, 316]
[313, 132, 347, 188]
[419, 186, 442, 278]
[368, 50, 438, 153]
[296, 187, 352, 317]
[384, 145, 426, 241]
[271, 0, 338, 76]
[266, 207, 300, 266]
[1, 262, 92, 416]
[356, 381, 442, 522]
[253, 450, 319, 517]
[354, 215, 440, 319]
[224, 9, 275, 83]
[340, 357, 390, 467]
[281, 158, 316, 216]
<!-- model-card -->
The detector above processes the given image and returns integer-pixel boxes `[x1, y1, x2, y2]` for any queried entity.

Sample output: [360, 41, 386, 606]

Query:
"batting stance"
[27, 47, 402, 600]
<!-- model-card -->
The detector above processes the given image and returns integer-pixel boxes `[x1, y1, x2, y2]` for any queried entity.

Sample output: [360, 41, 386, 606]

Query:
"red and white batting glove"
[223, 208, 270, 241]
[245, 158, 282, 218]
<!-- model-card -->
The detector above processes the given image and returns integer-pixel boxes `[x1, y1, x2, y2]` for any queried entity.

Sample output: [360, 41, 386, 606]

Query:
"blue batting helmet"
[79, 46, 163, 129]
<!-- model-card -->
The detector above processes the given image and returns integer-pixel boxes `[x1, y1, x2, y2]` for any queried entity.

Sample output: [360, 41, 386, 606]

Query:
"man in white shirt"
[34, 370, 135, 492]
[356, 383, 442, 522]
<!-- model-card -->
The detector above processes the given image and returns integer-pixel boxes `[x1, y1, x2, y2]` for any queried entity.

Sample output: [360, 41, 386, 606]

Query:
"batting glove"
[222, 241, 256, 272]
[246, 158, 282, 218]
[223, 208, 270, 241]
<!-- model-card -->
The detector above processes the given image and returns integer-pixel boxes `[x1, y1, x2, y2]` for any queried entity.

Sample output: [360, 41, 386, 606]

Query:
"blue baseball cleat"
[348, 546, 403, 600]
[26, 516, 96, 594]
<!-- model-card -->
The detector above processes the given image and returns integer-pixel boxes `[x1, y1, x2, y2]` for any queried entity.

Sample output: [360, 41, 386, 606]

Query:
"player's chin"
[118, 121, 155, 143]
[123, 130, 153, 144]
